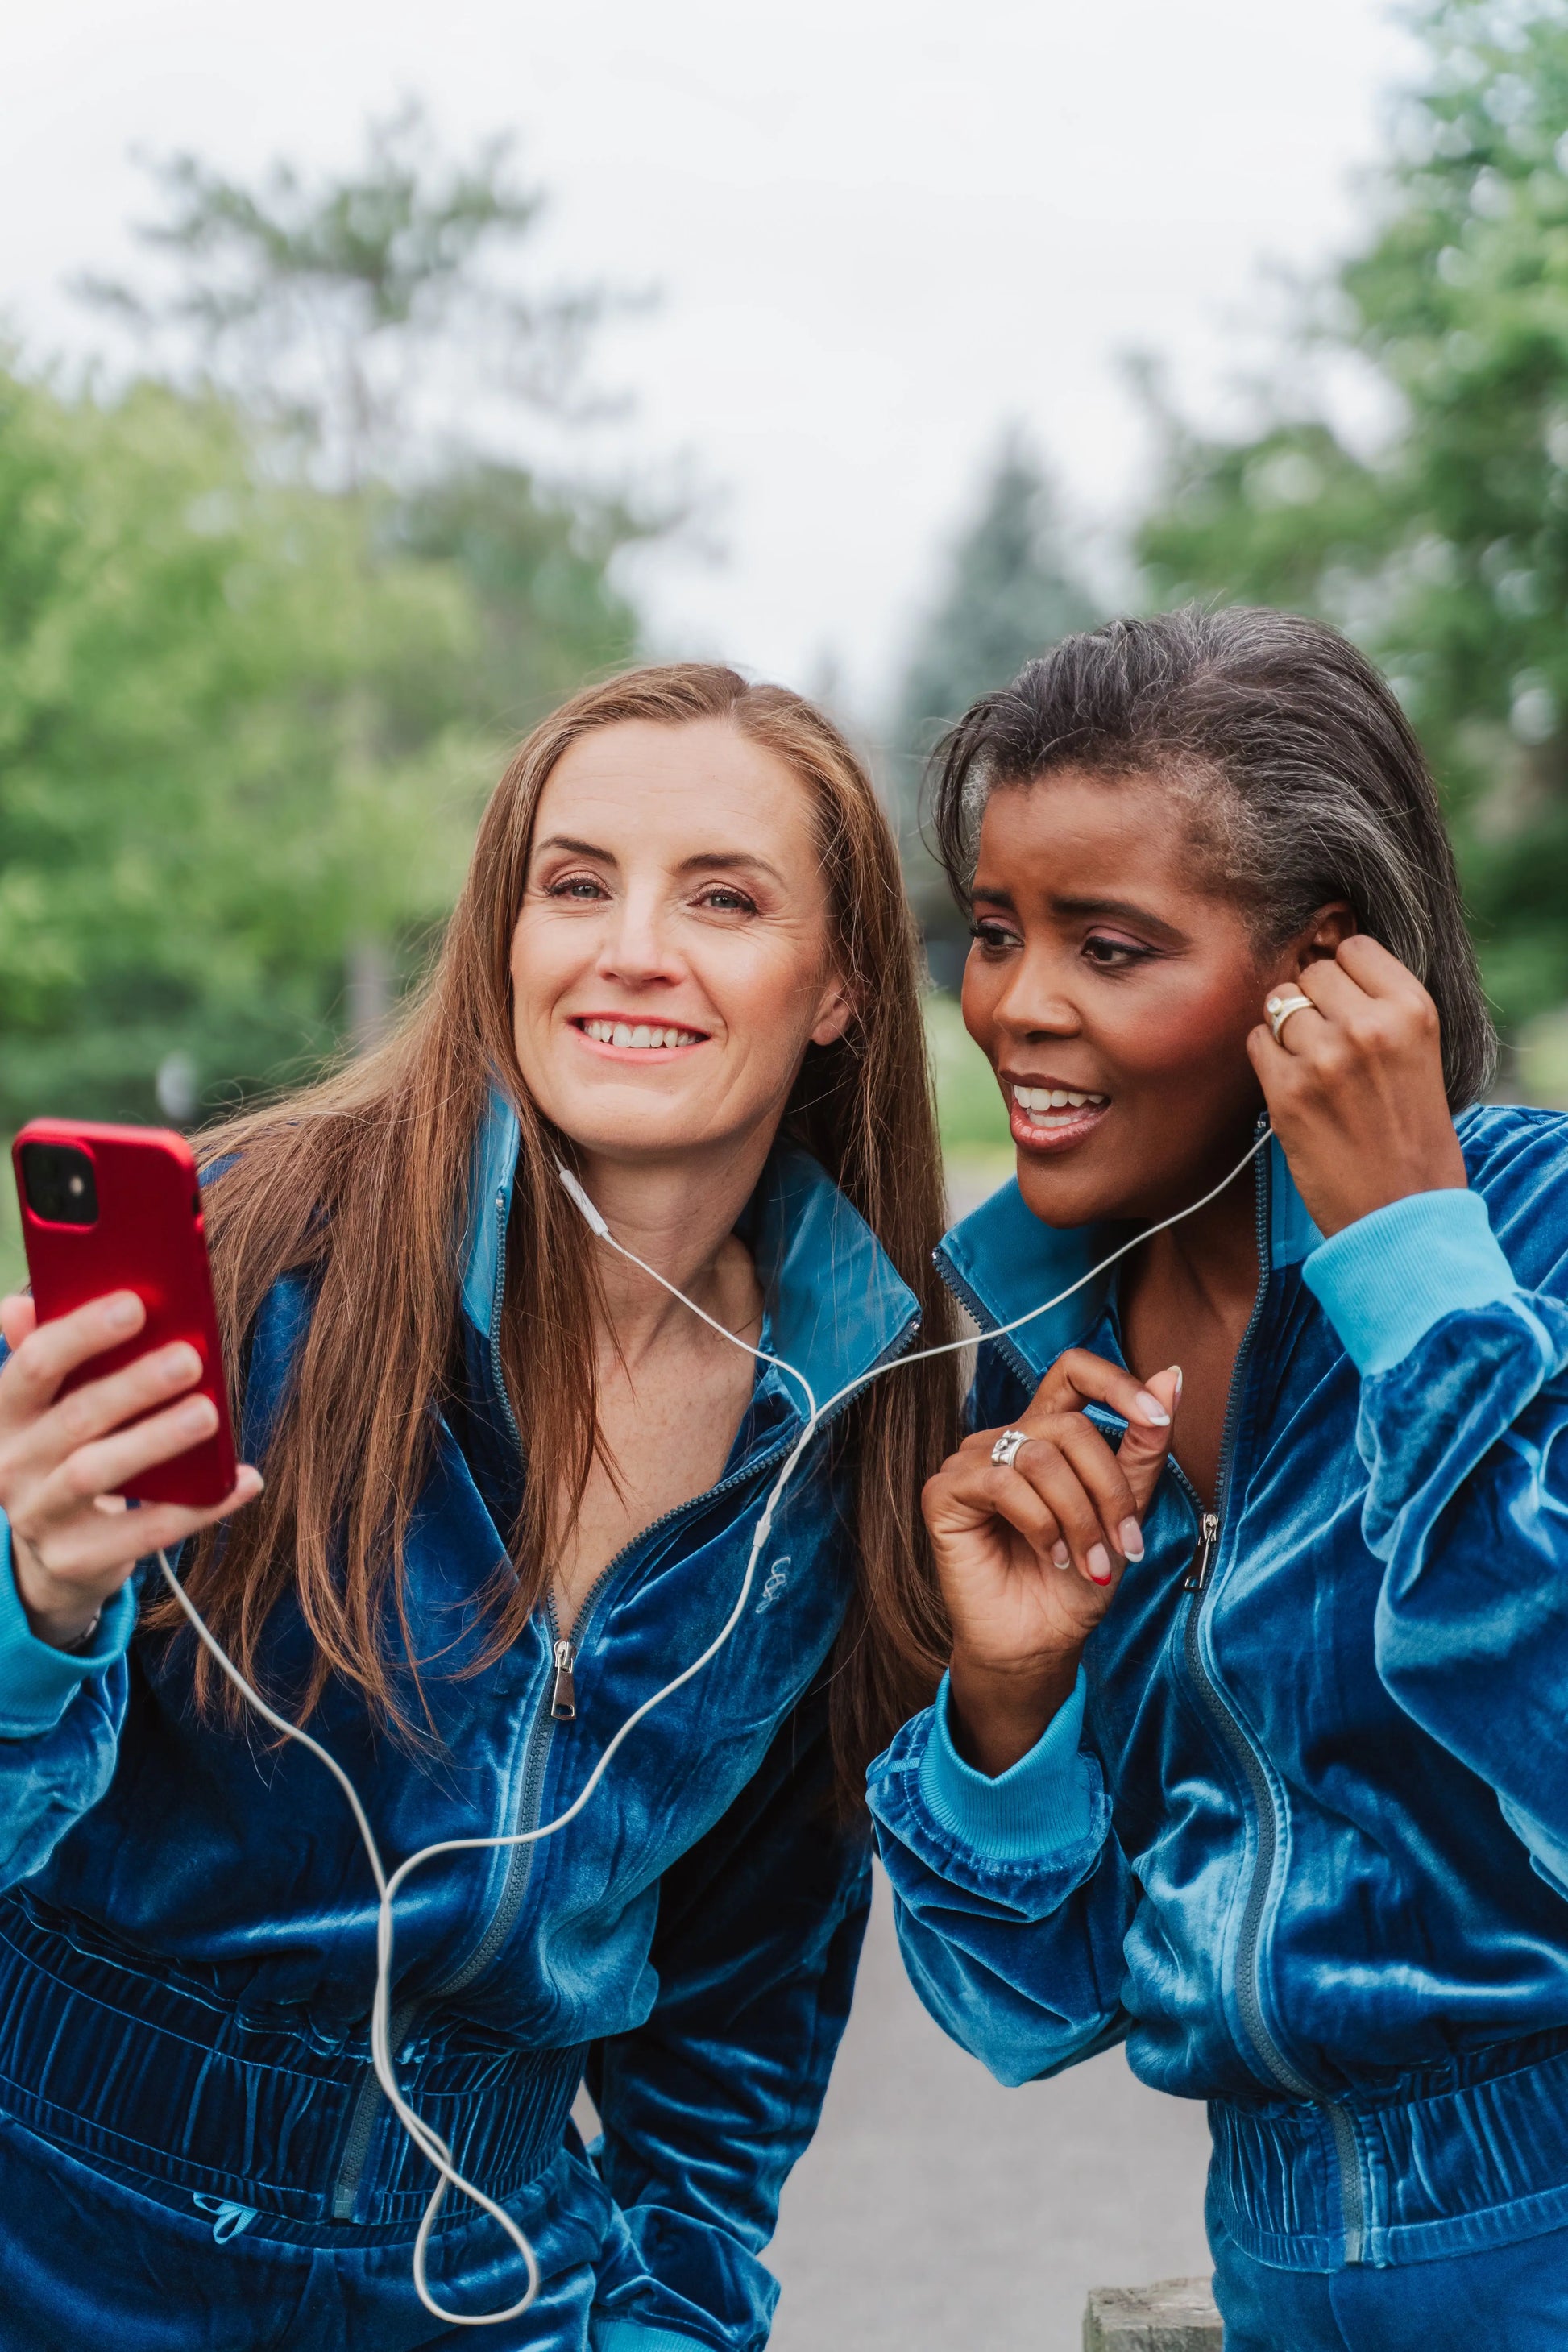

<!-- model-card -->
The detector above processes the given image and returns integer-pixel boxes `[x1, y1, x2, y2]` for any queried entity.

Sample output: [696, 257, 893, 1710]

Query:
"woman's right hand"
[0, 1291, 262, 1652]
[922, 1350, 1180, 1776]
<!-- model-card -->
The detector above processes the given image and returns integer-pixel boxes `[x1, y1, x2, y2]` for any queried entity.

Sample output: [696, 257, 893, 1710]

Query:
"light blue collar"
[935, 1134, 1321, 1388]
[460, 1091, 922, 1410]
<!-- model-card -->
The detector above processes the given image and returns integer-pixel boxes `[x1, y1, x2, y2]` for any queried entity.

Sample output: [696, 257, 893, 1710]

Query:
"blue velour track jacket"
[869, 1106, 1568, 2274]
[0, 1100, 919, 2352]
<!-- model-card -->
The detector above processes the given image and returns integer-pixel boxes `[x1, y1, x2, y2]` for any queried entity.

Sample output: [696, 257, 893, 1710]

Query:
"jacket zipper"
[1172, 1122, 1367, 2263]
[423, 1428, 821, 2016]
[332, 1997, 417, 2221]
[1183, 1511, 1220, 1594]
[550, 1637, 577, 1719]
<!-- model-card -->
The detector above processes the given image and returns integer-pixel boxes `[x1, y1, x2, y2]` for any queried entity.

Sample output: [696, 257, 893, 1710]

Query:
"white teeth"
[582, 1019, 701, 1050]
[1013, 1085, 1107, 1118]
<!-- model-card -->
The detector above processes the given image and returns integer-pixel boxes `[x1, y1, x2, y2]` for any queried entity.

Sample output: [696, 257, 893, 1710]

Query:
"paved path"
[767, 1865, 1212, 2352]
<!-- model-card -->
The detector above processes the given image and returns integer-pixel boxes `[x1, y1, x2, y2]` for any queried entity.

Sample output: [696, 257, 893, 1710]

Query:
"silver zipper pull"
[1184, 1511, 1221, 1594]
[550, 1638, 577, 1720]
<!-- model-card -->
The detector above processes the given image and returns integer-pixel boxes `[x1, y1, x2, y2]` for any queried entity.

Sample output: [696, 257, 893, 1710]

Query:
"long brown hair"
[165, 663, 957, 1809]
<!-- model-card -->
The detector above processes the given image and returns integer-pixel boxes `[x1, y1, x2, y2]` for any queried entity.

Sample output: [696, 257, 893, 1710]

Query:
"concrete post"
[1083, 2276, 1223, 2350]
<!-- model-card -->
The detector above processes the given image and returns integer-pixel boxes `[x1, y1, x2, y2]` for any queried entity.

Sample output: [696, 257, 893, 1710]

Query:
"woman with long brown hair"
[0, 665, 956, 2350]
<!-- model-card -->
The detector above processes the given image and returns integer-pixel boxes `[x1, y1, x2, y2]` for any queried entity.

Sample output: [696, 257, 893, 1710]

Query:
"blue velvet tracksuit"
[869, 1105, 1568, 2326]
[0, 1105, 920, 2352]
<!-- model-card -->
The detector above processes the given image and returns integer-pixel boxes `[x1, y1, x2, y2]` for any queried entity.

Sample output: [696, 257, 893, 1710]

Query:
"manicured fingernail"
[1119, 1518, 1144, 1561]
[178, 1398, 217, 1435]
[1087, 1543, 1112, 1585]
[106, 1294, 141, 1332]
[1134, 1389, 1170, 1426]
[1052, 1540, 1071, 1570]
[1172, 1365, 1184, 1399]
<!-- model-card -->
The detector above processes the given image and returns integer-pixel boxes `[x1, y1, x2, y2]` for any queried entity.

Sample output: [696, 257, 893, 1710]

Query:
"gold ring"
[1266, 991, 1313, 1045]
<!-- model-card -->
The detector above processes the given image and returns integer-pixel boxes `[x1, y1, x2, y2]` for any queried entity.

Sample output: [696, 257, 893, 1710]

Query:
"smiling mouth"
[574, 1018, 708, 1052]
[1010, 1083, 1109, 1132]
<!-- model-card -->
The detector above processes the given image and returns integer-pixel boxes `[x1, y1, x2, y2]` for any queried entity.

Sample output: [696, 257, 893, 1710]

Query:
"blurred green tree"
[81, 100, 621, 487]
[892, 433, 1100, 982]
[0, 366, 483, 1126]
[2, 112, 660, 1129]
[1135, 0, 1568, 1030]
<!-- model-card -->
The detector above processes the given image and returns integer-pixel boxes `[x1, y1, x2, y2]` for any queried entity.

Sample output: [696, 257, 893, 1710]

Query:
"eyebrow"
[534, 834, 617, 863]
[533, 835, 787, 887]
[1049, 894, 1188, 943]
[971, 882, 1188, 946]
[677, 849, 787, 886]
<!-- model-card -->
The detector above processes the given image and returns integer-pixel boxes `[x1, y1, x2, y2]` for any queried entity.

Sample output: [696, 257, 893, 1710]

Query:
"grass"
[1519, 1009, 1568, 1108]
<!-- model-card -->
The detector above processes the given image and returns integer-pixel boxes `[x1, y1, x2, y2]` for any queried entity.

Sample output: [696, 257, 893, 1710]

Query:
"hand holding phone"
[2, 1122, 262, 1653]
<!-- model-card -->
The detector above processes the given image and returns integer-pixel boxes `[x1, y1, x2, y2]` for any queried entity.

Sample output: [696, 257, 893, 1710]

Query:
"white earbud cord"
[154, 1123, 1269, 2322]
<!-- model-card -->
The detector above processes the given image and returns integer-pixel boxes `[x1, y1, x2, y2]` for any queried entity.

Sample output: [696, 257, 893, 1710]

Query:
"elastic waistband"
[1209, 2031, 1568, 2269]
[0, 1902, 583, 2231]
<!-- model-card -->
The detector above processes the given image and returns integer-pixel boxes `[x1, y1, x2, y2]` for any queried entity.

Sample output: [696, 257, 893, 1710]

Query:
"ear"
[1275, 901, 1356, 981]
[809, 974, 856, 1049]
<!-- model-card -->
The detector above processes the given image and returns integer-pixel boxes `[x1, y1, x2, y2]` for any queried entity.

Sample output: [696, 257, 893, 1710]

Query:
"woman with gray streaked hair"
[869, 606, 1568, 2348]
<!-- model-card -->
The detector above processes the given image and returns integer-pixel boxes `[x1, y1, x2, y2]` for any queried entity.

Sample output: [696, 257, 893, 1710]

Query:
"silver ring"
[1266, 991, 1313, 1045]
[990, 1428, 1031, 1469]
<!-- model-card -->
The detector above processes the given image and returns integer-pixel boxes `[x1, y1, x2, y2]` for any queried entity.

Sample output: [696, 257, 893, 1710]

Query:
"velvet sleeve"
[0, 1327, 138, 1887]
[866, 1675, 1135, 2088]
[0, 1508, 135, 1886]
[586, 1682, 871, 2352]
[1305, 1174, 1568, 1894]
[858, 1353, 1136, 2086]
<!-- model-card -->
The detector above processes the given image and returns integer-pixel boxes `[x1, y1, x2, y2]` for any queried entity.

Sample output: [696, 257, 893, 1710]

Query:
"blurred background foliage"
[0, 105, 654, 1143]
[1136, 0, 1568, 1062]
[10, 0, 1568, 1255]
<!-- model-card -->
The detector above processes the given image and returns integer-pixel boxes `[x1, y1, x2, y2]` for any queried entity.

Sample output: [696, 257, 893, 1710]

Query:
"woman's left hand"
[1248, 934, 1467, 1238]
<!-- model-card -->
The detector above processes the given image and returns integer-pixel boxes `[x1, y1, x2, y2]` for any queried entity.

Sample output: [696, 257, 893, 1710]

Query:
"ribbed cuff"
[918, 1669, 1093, 1861]
[1303, 1188, 1519, 1378]
[591, 2323, 716, 2352]
[0, 1509, 137, 1739]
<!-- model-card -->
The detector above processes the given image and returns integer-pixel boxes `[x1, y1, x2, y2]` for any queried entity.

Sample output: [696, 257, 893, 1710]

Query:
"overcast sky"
[5, 0, 1417, 713]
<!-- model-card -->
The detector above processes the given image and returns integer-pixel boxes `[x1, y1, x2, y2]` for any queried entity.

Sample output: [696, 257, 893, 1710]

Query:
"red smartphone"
[11, 1118, 237, 1509]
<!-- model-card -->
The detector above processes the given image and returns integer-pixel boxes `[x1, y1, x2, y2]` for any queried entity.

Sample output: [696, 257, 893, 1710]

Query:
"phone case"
[11, 1119, 238, 1509]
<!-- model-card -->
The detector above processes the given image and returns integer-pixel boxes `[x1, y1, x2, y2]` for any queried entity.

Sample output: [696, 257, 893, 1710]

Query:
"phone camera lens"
[19, 1143, 99, 1227]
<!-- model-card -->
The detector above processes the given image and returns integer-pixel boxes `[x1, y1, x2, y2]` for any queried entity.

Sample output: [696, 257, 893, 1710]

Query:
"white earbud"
[555, 1161, 610, 1238]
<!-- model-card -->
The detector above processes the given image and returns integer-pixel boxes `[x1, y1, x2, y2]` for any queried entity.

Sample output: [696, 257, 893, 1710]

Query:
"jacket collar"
[935, 1130, 1321, 1388]
[460, 1090, 922, 1412]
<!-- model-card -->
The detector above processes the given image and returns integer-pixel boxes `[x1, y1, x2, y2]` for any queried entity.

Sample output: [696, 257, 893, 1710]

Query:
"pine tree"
[892, 434, 1100, 978]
